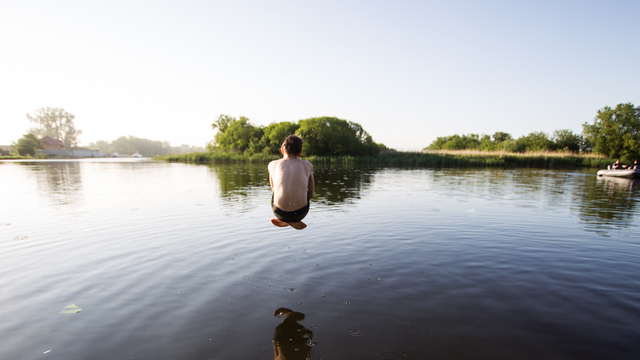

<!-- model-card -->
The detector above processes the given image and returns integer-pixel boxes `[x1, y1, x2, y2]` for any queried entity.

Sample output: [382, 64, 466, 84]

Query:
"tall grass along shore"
[154, 150, 613, 169]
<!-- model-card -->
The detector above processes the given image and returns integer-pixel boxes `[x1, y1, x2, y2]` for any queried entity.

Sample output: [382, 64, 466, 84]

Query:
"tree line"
[88, 137, 204, 157]
[426, 103, 640, 161]
[426, 130, 586, 153]
[13, 103, 640, 161]
[207, 115, 384, 156]
[10, 107, 204, 157]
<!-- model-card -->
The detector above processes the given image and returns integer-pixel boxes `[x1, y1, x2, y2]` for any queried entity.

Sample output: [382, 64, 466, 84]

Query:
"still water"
[1, 159, 639, 360]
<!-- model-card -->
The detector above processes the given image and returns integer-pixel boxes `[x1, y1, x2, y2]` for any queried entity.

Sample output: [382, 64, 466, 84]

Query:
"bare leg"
[270, 218, 307, 230]
[287, 221, 307, 230]
[271, 218, 289, 227]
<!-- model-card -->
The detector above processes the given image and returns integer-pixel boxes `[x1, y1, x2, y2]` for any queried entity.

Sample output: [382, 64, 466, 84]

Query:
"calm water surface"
[1, 159, 639, 360]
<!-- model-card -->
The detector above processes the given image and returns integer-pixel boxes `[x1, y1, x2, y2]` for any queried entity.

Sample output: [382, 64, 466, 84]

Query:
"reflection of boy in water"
[268, 135, 314, 230]
[273, 308, 313, 360]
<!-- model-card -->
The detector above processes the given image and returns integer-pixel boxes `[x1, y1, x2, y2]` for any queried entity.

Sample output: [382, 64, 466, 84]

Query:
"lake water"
[1, 159, 639, 360]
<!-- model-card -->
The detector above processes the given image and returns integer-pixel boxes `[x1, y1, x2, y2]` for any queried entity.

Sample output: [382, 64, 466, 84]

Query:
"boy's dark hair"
[282, 135, 303, 155]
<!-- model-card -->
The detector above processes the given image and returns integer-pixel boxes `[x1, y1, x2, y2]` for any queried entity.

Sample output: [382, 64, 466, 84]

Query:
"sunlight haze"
[1, 0, 638, 150]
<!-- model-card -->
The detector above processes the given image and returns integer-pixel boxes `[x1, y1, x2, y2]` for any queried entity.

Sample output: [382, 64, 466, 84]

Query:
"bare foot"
[271, 218, 289, 227]
[287, 221, 307, 230]
[270, 219, 307, 230]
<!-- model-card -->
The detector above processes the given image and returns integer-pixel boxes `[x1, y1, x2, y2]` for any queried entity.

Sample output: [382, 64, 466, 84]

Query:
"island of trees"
[205, 115, 383, 156]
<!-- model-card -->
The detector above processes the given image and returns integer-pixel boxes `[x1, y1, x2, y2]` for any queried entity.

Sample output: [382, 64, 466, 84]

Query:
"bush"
[13, 133, 43, 156]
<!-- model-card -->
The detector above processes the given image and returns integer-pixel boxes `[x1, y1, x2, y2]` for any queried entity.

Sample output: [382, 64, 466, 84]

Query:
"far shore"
[153, 150, 614, 169]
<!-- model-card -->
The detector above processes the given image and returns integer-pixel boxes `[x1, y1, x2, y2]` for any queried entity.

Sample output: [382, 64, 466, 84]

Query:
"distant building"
[41, 136, 68, 151]
[0, 145, 13, 156]
[37, 136, 103, 158]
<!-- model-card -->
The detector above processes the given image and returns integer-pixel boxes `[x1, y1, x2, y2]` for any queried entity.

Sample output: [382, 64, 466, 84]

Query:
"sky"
[1, 0, 638, 151]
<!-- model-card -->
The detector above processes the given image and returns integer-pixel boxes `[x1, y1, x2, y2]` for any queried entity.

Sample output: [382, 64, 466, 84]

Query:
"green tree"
[582, 103, 640, 161]
[111, 136, 172, 156]
[88, 140, 114, 154]
[425, 134, 482, 150]
[552, 129, 582, 152]
[426, 132, 514, 151]
[425, 136, 451, 150]
[88, 136, 173, 157]
[209, 115, 264, 154]
[89, 137, 203, 156]
[211, 114, 234, 134]
[478, 134, 494, 150]
[13, 133, 43, 156]
[296, 117, 380, 156]
[492, 132, 512, 143]
[494, 140, 518, 152]
[515, 131, 555, 152]
[442, 134, 482, 150]
[26, 107, 82, 146]
[259, 121, 300, 154]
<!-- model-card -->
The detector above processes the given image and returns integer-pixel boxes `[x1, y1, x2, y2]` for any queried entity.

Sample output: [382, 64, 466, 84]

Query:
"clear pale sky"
[1, 1, 638, 150]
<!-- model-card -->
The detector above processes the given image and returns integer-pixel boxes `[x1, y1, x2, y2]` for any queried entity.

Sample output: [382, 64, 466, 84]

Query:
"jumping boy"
[268, 135, 314, 230]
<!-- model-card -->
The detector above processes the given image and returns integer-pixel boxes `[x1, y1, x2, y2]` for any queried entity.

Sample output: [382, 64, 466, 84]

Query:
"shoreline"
[154, 151, 614, 169]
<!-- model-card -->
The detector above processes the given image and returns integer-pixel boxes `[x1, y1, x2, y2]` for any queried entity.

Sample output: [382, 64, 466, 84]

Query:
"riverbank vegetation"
[426, 130, 586, 153]
[156, 104, 636, 168]
[156, 150, 613, 169]
[155, 103, 640, 168]
[426, 103, 640, 162]
[13, 134, 44, 156]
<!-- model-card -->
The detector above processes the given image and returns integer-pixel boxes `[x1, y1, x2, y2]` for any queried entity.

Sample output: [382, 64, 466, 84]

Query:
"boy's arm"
[307, 172, 315, 198]
[268, 161, 275, 189]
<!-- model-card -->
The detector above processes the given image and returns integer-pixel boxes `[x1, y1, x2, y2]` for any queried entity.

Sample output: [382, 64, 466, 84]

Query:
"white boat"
[132, 151, 142, 158]
[597, 166, 640, 178]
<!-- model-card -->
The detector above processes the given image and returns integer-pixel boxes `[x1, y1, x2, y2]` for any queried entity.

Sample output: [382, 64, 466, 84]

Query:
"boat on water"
[132, 151, 142, 158]
[597, 166, 640, 178]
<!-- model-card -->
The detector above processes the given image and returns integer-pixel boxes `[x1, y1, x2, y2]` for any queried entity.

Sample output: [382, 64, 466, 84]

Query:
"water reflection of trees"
[312, 165, 374, 205]
[207, 163, 374, 206]
[24, 162, 83, 206]
[574, 176, 640, 233]
[207, 164, 270, 204]
[207, 164, 639, 232]
[430, 168, 577, 206]
[429, 168, 639, 232]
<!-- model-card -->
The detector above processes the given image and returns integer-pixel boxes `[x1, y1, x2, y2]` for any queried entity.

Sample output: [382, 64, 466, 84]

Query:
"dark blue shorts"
[271, 192, 309, 222]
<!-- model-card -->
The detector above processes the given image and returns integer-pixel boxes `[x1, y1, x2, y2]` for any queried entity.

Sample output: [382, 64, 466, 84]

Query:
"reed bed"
[154, 152, 280, 163]
[0, 155, 30, 160]
[155, 150, 613, 169]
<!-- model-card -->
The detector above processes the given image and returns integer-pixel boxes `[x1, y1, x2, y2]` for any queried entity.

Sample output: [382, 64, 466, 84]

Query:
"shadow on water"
[272, 308, 315, 360]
